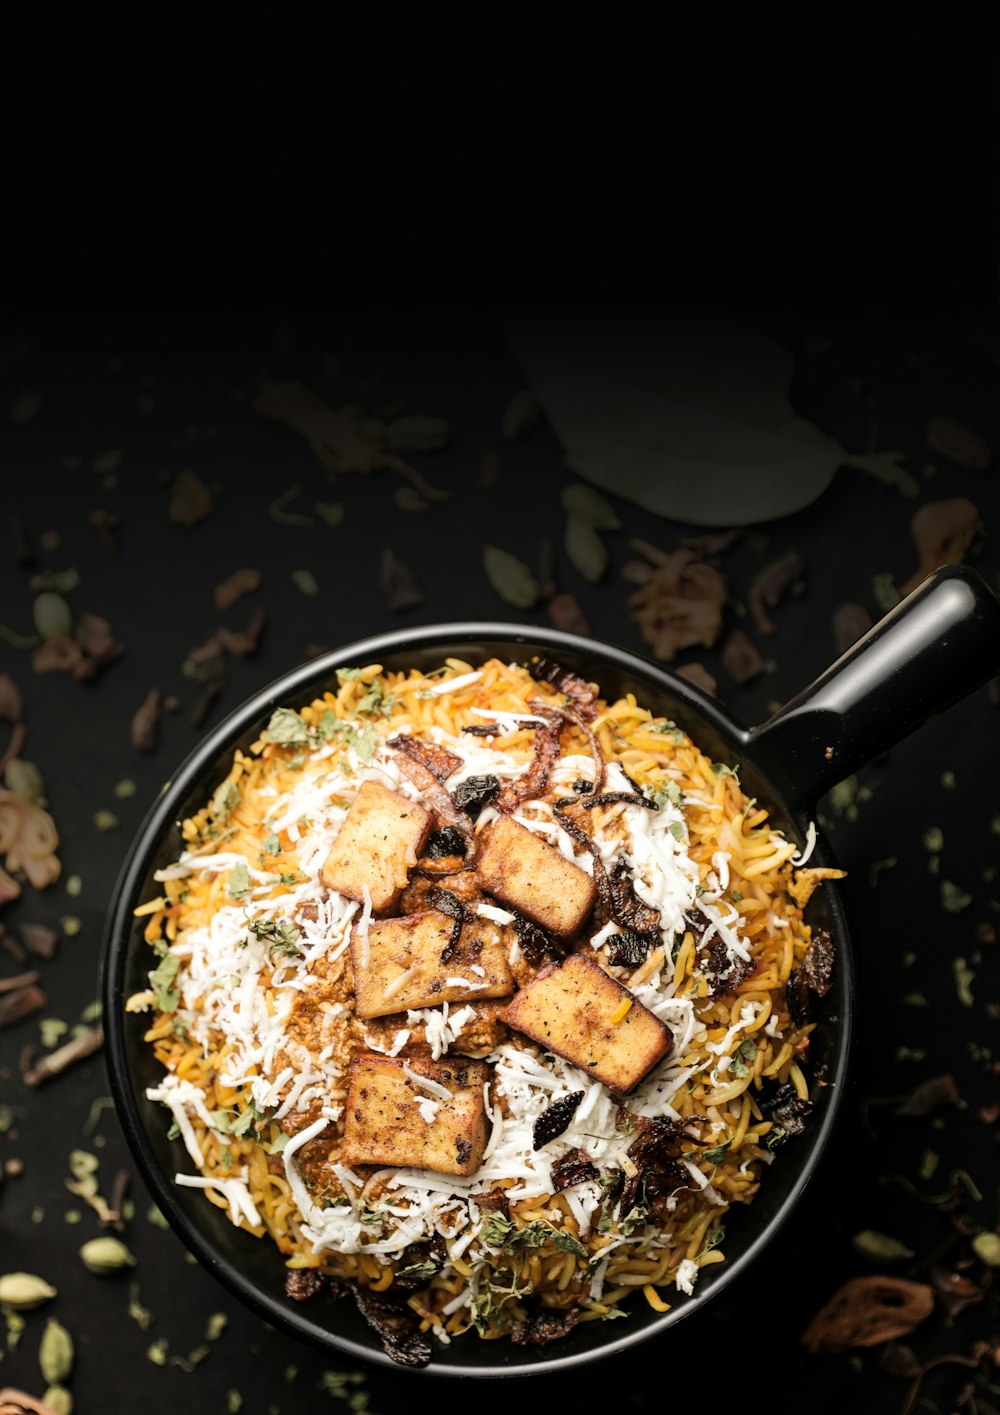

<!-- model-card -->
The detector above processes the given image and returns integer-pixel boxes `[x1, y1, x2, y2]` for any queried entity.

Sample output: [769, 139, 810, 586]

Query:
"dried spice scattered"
[748, 550, 806, 634]
[896, 1073, 960, 1117]
[721, 629, 764, 684]
[131, 689, 161, 752]
[213, 568, 261, 611]
[23, 1026, 103, 1087]
[801, 1276, 935, 1352]
[852, 1230, 914, 1262]
[0, 1273, 57, 1309]
[483, 545, 539, 609]
[900, 497, 983, 596]
[168, 469, 213, 527]
[546, 593, 591, 636]
[379, 549, 424, 614]
[627, 542, 727, 661]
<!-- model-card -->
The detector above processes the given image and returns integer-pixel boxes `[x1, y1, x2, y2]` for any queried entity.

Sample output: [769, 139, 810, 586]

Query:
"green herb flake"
[895, 1045, 927, 1063]
[228, 860, 251, 902]
[205, 1312, 229, 1341]
[902, 991, 928, 1007]
[868, 856, 898, 888]
[922, 826, 943, 853]
[872, 572, 901, 611]
[147, 1203, 169, 1229]
[710, 762, 740, 781]
[668, 820, 686, 844]
[264, 708, 311, 747]
[619, 1205, 650, 1235]
[39, 1017, 69, 1048]
[730, 1038, 757, 1079]
[94, 809, 119, 832]
[953, 957, 975, 1007]
[394, 1260, 438, 1282]
[919, 1149, 939, 1181]
[149, 952, 181, 1012]
[209, 780, 240, 823]
[314, 500, 346, 528]
[129, 1282, 154, 1331]
[291, 568, 319, 598]
[262, 831, 281, 857]
[941, 880, 972, 913]
[702, 1142, 730, 1164]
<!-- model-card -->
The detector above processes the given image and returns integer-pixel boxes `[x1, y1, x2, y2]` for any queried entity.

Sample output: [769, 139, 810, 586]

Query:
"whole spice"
[564, 516, 608, 583]
[79, 1236, 136, 1274]
[32, 595, 73, 642]
[0, 985, 47, 1030]
[801, 1276, 935, 1353]
[483, 545, 539, 609]
[748, 550, 806, 634]
[168, 469, 213, 526]
[38, 1320, 74, 1385]
[0, 1273, 57, 1309]
[925, 415, 991, 470]
[213, 568, 261, 611]
[42, 1391, 72, 1415]
[23, 1025, 103, 1087]
[900, 498, 983, 596]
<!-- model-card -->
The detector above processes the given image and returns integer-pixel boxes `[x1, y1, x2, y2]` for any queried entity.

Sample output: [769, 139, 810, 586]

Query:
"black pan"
[101, 564, 1000, 1378]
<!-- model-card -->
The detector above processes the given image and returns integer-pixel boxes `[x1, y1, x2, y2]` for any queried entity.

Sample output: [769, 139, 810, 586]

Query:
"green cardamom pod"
[44, 1386, 75, 1415]
[79, 1235, 136, 1274]
[39, 1316, 75, 1384]
[0, 1271, 58, 1308]
[32, 591, 74, 641]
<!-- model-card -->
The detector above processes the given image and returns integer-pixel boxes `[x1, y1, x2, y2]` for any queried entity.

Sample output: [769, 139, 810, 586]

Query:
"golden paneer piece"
[342, 1052, 490, 1176]
[475, 814, 596, 939]
[320, 779, 431, 914]
[351, 909, 514, 1019]
[499, 952, 671, 1094]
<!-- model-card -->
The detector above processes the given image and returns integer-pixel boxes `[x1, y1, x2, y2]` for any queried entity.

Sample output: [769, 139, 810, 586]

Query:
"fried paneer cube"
[351, 909, 514, 1019]
[341, 1052, 490, 1175]
[475, 815, 596, 939]
[320, 780, 431, 914]
[499, 952, 671, 1094]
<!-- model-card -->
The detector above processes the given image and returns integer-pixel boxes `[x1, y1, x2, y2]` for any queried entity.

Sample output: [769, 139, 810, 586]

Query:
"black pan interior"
[103, 625, 853, 1377]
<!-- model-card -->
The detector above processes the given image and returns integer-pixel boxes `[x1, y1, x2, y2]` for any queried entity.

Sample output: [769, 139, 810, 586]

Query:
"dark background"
[1, 303, 998, 1415]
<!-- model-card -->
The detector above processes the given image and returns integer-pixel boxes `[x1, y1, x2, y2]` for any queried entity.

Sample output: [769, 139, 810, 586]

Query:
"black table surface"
[1, 309, 998, 1415]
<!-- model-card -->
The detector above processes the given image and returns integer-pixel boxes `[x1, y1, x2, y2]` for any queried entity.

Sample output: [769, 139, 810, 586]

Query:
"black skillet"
[101, 564, 1000, 1377]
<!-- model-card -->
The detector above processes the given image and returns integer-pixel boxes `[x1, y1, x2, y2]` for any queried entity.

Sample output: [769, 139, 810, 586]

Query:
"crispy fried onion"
[388, 733, 462, 782]
[0, 789, 61, 889]
[553, 804, 660, 936]
[528, 656, 599, 722]
[349, 1282, 433, 1367]
[392, 752, 476, 854]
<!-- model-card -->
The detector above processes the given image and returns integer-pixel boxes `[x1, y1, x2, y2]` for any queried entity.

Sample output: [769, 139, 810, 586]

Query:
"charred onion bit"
[285, 1268, 327, 1302]
[532, 1091, 584, 1150]
[759, 1082, 813, 1148]
[424, 825, 468, 860]
[606, 930, 657, 969]
[787, 927, 836, 1026]
[551, 1147, 600, 1191]
[388, 734, 462, 782]
[510, 1307, 584, 1347]
[620, 1115, 695, 1214]
[606, 859, 661, 934]
[512, 911, 560, 966]
[350, 1284, 433, 1368]
[475, 1187, 511, 1221]
[800, 1276, 935, 1353]
[528, 656, 599, 722]
[427, 886, 466, 964]
[703, 938, 755, 996]
[495, 714, 564, 811]
[582, 790, 658, 811]
[450, 775, 500, 818]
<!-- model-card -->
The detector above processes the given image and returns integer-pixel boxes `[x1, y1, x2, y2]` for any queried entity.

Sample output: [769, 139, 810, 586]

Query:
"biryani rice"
[133, 657, 838, 1349]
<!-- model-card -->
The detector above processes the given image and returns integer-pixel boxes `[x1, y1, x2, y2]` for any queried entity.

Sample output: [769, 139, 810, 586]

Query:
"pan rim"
[101, 620, 855, 1377]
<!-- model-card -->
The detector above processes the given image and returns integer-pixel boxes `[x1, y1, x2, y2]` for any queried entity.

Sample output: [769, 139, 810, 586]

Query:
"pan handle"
[743, 563, 1000, 811]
